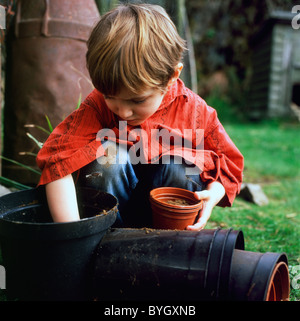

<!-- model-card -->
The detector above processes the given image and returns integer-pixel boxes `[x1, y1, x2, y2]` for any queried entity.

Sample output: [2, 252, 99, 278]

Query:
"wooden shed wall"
[248, 32, 272, 118]
[248, 11, 300, 119]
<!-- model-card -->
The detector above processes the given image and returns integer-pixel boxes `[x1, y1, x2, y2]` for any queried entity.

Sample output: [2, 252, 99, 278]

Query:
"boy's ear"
[167, 63, 183, 87]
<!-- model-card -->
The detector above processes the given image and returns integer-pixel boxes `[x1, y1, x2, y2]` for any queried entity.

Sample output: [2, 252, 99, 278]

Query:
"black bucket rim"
[0, 206, 116, 226]
[0, 187, 118, 240]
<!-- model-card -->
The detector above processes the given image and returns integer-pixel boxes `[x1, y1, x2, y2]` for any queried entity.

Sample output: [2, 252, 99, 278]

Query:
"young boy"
[36, 3, 243, 230]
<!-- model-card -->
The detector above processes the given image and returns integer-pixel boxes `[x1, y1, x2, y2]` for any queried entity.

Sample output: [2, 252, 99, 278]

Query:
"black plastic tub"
[93, 228, 289, 301]
[93, 227, 245, 301]
[0, 186, 117, 301]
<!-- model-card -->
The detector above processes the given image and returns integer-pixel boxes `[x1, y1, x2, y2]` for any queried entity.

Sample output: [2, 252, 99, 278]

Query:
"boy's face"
[103, 87, 165, 126]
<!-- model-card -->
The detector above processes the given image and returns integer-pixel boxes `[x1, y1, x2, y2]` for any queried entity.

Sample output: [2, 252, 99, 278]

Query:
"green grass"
[206, 120, 300, 300]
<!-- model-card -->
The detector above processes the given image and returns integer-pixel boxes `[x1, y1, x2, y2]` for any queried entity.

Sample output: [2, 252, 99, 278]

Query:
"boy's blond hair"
[86, 3, 186, 95]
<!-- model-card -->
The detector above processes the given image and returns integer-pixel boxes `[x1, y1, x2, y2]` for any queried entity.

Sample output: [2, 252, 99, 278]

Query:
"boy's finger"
[194, 190, 209, 200]
[186, 216, 207, 231]
[186, 221, 205, 231]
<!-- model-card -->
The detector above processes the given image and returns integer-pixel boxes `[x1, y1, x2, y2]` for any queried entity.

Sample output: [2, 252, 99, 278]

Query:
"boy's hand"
[186, 181, 226, 231]
[186, 190, 213, 231]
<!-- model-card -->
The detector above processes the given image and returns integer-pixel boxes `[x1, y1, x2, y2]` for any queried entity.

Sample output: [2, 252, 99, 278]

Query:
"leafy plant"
[0, 115, 54, 189]
[0, 155, 41, 176]
[0, 176, 32, 190]
[0, 93, 82, 190]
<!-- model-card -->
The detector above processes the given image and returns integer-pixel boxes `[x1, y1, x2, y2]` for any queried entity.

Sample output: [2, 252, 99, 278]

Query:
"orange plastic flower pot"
[149, 187, 203, 230]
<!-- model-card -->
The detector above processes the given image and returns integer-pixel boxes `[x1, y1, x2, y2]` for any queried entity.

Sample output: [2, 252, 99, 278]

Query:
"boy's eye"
[132, 99, 146, 104]
[103, 94, 147, 104]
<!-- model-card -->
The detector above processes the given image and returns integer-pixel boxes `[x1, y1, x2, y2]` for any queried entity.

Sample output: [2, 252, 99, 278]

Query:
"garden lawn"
[206, 120, 300, 300]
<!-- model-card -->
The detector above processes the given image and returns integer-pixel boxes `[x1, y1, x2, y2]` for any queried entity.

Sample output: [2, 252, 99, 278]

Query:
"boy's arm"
[45, 174, 80, 222]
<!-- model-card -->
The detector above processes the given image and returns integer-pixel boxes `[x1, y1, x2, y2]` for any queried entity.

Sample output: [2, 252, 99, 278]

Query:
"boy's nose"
[118, 108, 133, 120]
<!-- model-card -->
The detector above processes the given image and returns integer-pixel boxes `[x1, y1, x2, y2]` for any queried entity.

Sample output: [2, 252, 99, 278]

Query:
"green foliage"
[76, 93, 82, 110]
[45, 115, 54, 133]
[0, 156, 41, 176]
[0, 115, 53, 189]
[205, 93, 242, 123]
[0, 176, 31, 190]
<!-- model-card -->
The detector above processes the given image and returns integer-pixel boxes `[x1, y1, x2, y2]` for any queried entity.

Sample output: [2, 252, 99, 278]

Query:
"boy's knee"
[152, 157, 204, 191]
[160, 156, 189, 177]
[99, 141, 129, 167]
[79, 142, 131, 187]
[78, 160, 123, 188]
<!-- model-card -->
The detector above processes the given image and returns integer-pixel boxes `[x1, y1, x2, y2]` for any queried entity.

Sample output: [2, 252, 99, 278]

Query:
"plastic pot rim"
[0, 188, 118, 240]
[149, 187, 203, 210]
[0, 206, 117, 226]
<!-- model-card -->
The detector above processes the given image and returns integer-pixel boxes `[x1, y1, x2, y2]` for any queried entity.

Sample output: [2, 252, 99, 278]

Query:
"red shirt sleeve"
[200, 107, 244, 206]
[36, 90, 107, 185]
[172, 84, 243, 207]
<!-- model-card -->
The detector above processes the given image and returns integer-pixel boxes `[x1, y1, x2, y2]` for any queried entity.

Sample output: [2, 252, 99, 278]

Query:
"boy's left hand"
[186, 181, 226, 231]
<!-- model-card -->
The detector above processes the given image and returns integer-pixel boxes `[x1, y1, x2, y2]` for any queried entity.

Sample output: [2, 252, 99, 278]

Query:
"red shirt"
[36, 79, 243, 206]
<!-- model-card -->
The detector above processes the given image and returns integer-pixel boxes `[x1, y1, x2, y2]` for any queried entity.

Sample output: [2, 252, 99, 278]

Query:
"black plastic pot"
[93, 228, 289, 301]
[230, 249, 289, 301]
[93, 228, 245, 301]
[0, 187, 117, 301]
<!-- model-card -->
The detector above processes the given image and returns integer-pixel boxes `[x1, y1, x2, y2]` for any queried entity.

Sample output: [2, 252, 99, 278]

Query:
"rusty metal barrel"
[93, 228, 290, 301]
[3, 0, 99, 185]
